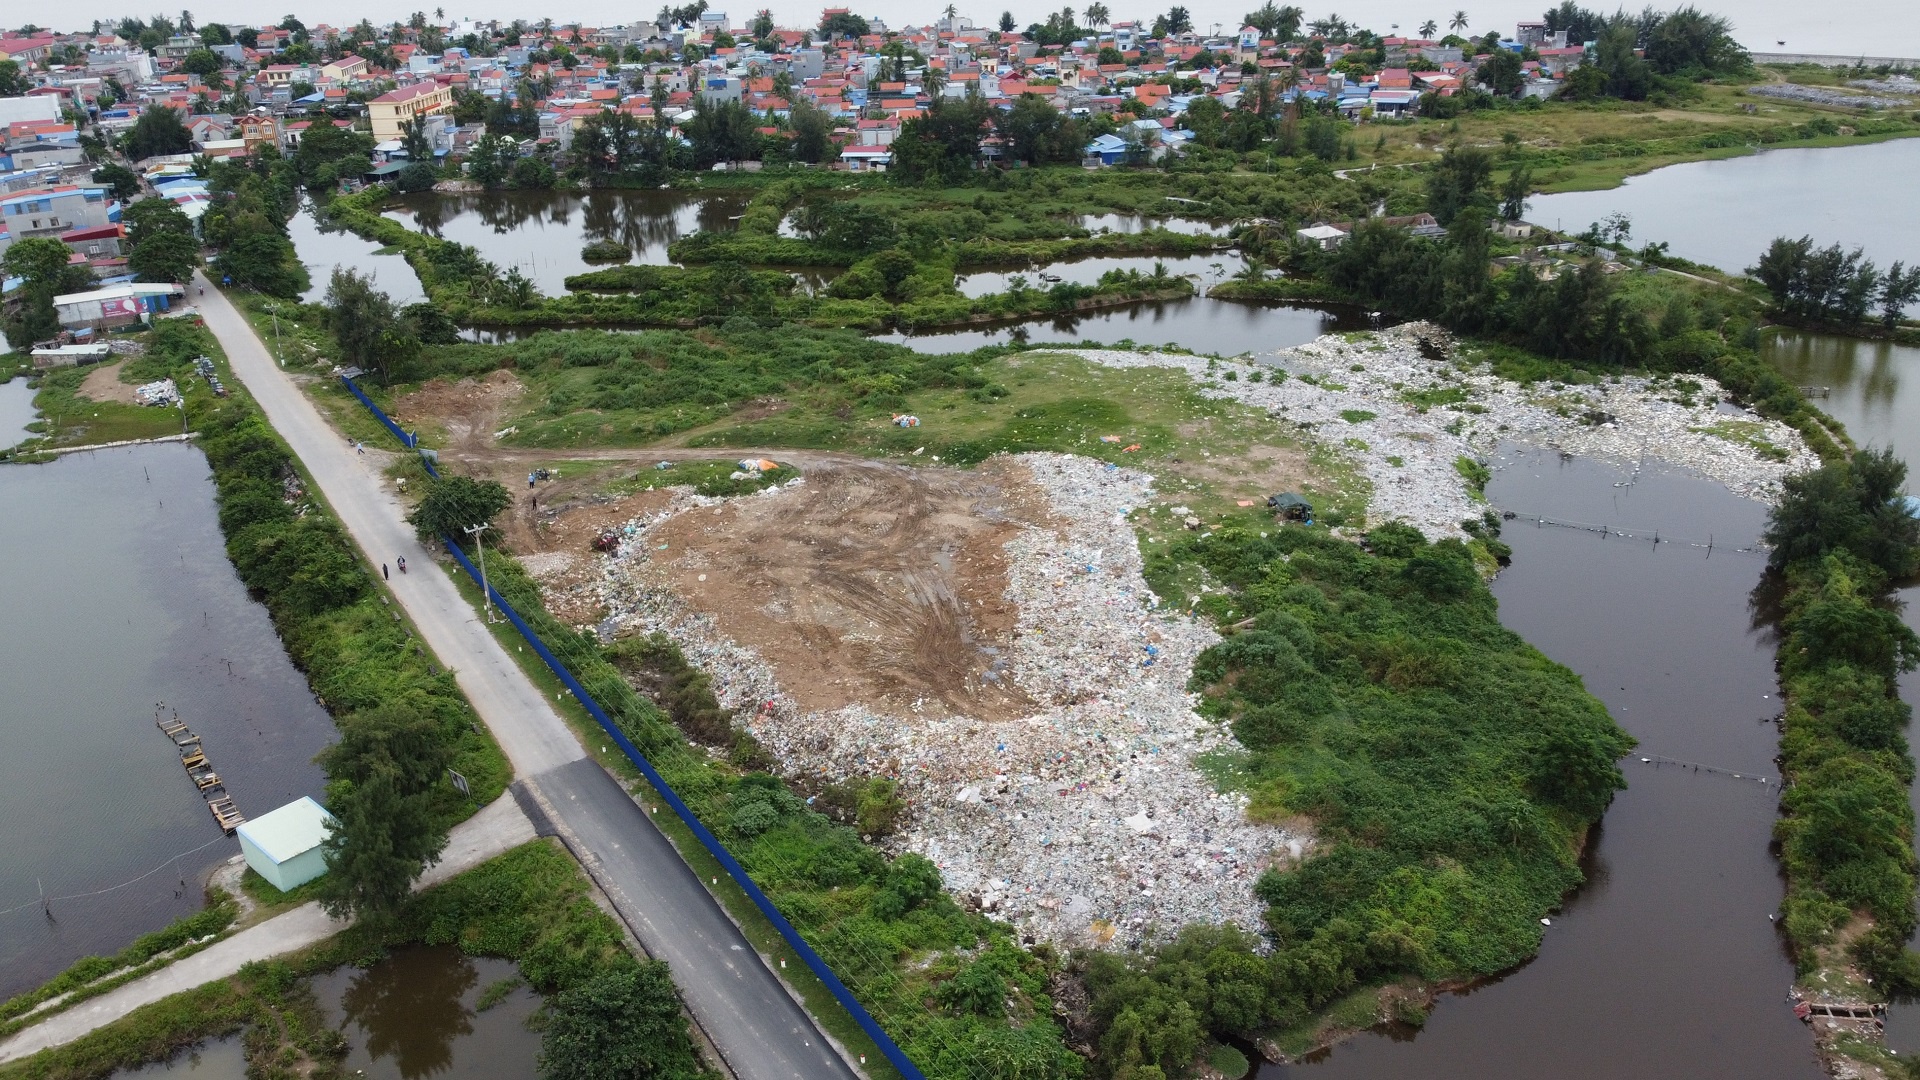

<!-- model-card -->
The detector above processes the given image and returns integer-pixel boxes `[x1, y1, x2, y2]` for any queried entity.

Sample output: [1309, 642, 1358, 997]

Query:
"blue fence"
[338, 377, 924, 1080]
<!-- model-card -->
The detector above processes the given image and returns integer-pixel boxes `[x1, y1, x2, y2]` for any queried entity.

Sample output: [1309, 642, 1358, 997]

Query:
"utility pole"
[463, 522, 494, 621]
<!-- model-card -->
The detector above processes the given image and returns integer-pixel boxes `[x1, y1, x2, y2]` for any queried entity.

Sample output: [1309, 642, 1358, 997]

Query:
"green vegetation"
[1751, 236, 1920, 335]
[1068, 519, 1631, 1073]
[1764, 451, 1920, 999]
[316, 704, 461, 922]
[407, 474, 513, 542]
[538, 964, 706, 1080]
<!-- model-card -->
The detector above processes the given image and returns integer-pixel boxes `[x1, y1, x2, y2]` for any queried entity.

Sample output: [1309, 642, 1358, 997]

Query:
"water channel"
[1270, 447, 1822, 1079]
[289, 205, 425, 308]
[0, 377, 39, 448]
[0, 443, 334, 999]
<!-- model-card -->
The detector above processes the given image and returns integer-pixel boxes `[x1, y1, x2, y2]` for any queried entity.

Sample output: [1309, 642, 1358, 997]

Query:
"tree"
[92, 163, 143, 201]
[315, 705, 454, 921]
[1162, 5, 1193, 35]
[538, 964, 705, 1080]
[125, 105, 192, 160]
[1419, 18, 1437, 37]
[1000, 10, 1017, 32]
[409, 474, 514, 540]
[751, 8, 774, 38]
[1449, 9, 1469, 32]
[1426, 143, 1493, 225]
[1764, 450, 1920, 579]
[1476, 48, 1523, 95]
[1644, 5, 1747, 76]
[199, 21, 231, 45]
[3, 238, 93, 347]
[1594, 21, 1652, 99]
[1876, 261, 1920, 331]
[997, 92, 1082, 166]
[1244, 2, 1303, 39]
[788, 98, 834, 163]
[400, 113, 433, 163]
[325, 267, 409, 378]
[181, 47, 223, 79]
[1499, 165, 1531, 221]
[819, 11, 869, 38]
[129, 229, 201, 284]
[1087, 2, 1112, 28]
[0, 60, 27, 97]
[124, 197, 196, 247]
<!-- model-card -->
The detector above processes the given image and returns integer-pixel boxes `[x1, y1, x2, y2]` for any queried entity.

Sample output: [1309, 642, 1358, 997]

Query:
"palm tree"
[944, 3, 959, 19]
[1307, 17, 1332, 37]
[1419, 18, 1437, 37]
[435, 7, 444, 20]
[1086, 2, 1111, 28]
[179, 9, 194, 32]
[1449, 9, 1469, 32]
[538, 17, 554, 40]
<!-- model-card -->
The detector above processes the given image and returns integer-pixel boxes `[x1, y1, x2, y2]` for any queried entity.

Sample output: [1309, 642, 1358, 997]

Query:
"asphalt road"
[194, 276, 858, 1080]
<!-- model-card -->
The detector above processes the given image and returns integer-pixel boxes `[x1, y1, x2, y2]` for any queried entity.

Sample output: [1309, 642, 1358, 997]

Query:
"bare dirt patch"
[391, 370, 525, 453]
[516, 486, 678, 625]
[77, 361, 140, 405]
[645, 458, 1044, 721]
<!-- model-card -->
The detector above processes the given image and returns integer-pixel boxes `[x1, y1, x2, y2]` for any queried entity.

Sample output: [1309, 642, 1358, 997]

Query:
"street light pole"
[463, 522, 494, 621]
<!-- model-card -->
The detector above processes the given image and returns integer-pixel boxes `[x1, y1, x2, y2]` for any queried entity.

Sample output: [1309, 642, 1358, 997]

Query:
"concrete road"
[192, 276, 858, 1080]
[0, 794, 535, 1065]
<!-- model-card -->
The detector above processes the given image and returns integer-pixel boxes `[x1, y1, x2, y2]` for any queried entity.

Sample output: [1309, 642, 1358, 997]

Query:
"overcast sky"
[68, 0, 1920, 62]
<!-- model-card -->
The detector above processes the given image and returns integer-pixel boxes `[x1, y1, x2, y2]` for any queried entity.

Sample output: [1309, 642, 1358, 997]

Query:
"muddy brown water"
[108, 946, 539, 1080]
[0, 444, 335, 999]
[1268, 447, 1822, 1080]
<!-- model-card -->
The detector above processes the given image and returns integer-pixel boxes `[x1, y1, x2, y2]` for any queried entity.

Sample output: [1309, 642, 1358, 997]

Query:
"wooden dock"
[155, 707, 245, 834]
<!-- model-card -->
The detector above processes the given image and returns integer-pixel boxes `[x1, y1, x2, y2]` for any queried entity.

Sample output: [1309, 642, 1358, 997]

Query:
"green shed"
[236, 797, 336, 892]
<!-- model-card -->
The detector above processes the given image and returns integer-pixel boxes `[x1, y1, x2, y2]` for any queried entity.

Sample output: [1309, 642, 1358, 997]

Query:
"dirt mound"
[77, 360, 139, 405]
[646, 459, 1045, 721]
[391, 370, 524, 453]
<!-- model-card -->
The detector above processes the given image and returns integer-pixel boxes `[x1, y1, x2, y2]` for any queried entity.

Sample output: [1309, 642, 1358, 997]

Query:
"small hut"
[1268, 492, 1313, 521]
[236, 797, 336, 892]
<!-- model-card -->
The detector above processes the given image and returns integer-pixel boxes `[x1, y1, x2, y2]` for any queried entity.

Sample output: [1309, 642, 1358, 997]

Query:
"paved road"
[0, 794, 535, 1065]
[193, 276, 856, 1080]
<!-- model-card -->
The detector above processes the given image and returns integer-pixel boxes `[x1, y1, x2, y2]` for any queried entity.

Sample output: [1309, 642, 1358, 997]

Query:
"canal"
[0, 442, 335, 998]
[1269, 447, 1823, 1080]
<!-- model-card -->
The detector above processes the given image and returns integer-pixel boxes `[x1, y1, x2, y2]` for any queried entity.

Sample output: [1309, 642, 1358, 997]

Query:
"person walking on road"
[356, 441, 365, 455]
[397, 556, 407, 574]
[382, 563, 389, 580]
[528, 471, 536, 489]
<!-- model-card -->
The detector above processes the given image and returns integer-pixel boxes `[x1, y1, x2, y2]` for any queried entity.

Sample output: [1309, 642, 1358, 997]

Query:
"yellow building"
[369, 81, 453, 142]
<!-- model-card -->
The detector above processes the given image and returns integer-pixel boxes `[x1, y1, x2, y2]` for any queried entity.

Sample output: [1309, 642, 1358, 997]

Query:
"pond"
[1530, 139, 1920, 296]
[383, 188, 749, 296]
[877, 298, 1371, 355]
[313, 946, 542, 1080]
[0, 377, 39, 448]
[108, 946, 540, 1080]
[0, 444, 334, 998]
[289, 204, 425, 307]
[1269, 447, 1821, 1080]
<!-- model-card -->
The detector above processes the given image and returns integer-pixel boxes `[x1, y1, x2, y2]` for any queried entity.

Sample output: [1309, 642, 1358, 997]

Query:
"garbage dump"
[585, 454, 1300, 949]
